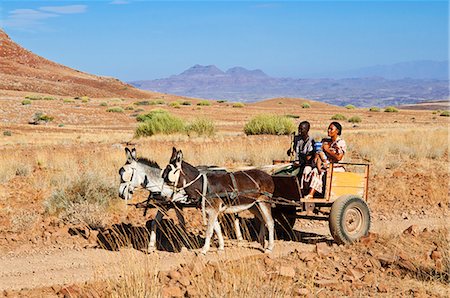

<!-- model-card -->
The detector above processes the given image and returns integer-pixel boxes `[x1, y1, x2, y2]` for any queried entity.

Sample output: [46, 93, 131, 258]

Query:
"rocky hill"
[131, 64, 449, 107]
[0, 29, 158, 98]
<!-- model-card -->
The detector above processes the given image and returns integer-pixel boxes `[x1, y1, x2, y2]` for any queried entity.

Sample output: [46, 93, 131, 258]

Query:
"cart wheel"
[329, 195, 370, 245]
[272, 206, 297, 236]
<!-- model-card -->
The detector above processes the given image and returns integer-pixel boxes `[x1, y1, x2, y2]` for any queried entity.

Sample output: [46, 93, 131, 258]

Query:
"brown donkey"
[162, 148, 275, 254]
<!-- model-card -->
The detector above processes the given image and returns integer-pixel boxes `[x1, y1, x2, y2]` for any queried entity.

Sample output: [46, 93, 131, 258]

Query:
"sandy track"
[0, 217, 446, 291]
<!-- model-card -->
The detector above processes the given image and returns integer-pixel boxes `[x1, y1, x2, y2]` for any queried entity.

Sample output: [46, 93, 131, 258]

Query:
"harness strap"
[201, 173, 207, 225]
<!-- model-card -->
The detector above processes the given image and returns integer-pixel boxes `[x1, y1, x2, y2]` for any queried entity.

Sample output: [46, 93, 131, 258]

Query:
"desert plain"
[0, 89, 448, 297]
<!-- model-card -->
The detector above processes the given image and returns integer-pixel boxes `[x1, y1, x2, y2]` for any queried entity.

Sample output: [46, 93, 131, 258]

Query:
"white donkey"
[118, 148, 245, 252]
[118, 147, 187, 252]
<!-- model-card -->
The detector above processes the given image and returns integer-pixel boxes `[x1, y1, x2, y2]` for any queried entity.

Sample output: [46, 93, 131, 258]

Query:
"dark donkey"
[162, 147, 275, 254]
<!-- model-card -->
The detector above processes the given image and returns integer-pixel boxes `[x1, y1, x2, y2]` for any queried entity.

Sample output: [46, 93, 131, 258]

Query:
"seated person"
[304, 121, 347, 199]
[287, 121, 315, 168]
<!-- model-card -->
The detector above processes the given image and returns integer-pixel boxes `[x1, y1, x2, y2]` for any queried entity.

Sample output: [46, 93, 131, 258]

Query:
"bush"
[284, 114, 300, 119]
[348, 116, 362, 123]
[100, 102, 108, 106]
[244, 114, 295, 135]
[217, 100, 227, 103]
[3, 130, 12, 136]
[107, 107, 124, 113]
[331, 114, 347, 120]
[384, 106, 399, 113]
[44, 173, 116, 228]
[124, 106, 134, 110]
[302, 103, 311, 109]
[30, 112, 54, 124]
[169, 101, 181, 108]
[63, 98, 75, 103]
[197, 100, 211, 106]
[25, 95, 56, 100]
[135, 110, 185, 137]
[21, 99, 31, 105]
[181, 101, 192, 106]
[186, 118, 216, 136]
[369, 107, 380, 112]
[155, 99, 165, 105]
[439, 111, 450, 117]
[232, 102, 245, 108]
[345, 104, 356, 109]
[134, 100, 152, 106]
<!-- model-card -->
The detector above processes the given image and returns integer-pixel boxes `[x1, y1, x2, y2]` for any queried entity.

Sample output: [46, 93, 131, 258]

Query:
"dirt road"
[0, 216, 446, 292]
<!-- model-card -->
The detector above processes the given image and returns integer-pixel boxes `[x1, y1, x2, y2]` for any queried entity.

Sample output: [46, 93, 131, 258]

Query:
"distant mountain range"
[131, 62, 449, 107]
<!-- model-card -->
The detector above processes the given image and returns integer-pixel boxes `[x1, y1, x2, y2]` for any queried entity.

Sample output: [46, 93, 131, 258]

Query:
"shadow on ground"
[75, 213, 332, 253]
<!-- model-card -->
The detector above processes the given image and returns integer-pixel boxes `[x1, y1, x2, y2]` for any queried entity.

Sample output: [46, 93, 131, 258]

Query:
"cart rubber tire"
[329, 195, 370, 245]
[272, 205, 296, 235]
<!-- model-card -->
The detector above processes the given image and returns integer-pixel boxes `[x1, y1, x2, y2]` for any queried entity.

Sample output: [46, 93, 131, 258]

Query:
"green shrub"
[186, 118, 216, 136]
[232, 102, 245, 108]
[331, 114, 347, 120]
[58, 123, 65, 127]
[3, 130, 12, 136]
[384, 106, 399, 113]
[284, 114, 300, 119]
[107, 107, 124, 113]
[439, 110, 450, 117]
[135, 110, 185, 137]
[155, 99, 166, 105]
[25, 95, 40, 100]
[134, 100, 151, 106]
[244, 114, 295, 135]
[181, 101, 192, 106]
[369, 107, 380, 112]
[22, 99, 31, 105]
[217, 100, 227, 103]
[169, 101, 181, 108]
[99, 102, 108, 107]
[197, 100, 211, 106]
[124, 106, 134, 110]
[31, 112, 53, 123]
[345, 104, 356, 109]
[301, 103, 311, 109]
[348, 116, 362, 123]
[63, 98, 75, 103]
[81, 96, 90, 102]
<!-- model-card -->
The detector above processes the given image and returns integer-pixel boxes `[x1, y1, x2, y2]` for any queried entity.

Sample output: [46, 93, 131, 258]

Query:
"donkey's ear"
[131, 148, 137, 160]
[170, 147, 177, 159]
[176, 150, 183, 164]
[125, 147, 133, 163]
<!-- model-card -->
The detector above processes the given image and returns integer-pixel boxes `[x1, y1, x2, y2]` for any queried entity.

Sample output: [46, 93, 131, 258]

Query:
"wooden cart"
[271, 162, 371, 244]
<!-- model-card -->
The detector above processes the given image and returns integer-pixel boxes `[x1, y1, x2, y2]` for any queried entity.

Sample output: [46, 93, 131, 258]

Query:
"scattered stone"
[298, 252, 316, 262]
[314, 279, 339, 287]
[59, 285, 82, 298]
[315, 242, 331, 257]
[377, 284, 388, 293]
[378, 254, 397, 266]
[360, 232, 378, 246]
[398, 259, 416, 272]
[294, 288, 310, 296]
[347, 268, 365, 281]
[403, 225, 420, 235]
[278, 266, 296, 278]
[168, 270, 181, 281]
[178, 276, 190, 287]
[185, 285, 199, 297]
[161, 285, 184, 298]
[430, 249, 442, 261]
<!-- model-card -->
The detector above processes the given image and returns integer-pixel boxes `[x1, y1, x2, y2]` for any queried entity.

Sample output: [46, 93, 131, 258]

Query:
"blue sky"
[0, 1, 448, 81]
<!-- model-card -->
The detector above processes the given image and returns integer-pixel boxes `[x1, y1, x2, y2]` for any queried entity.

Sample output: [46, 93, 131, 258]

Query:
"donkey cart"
[271, 162, 371, 245]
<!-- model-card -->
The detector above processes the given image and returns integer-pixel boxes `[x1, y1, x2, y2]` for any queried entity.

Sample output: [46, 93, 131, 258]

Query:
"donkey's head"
[161, 147, 184, 188]
[118, 147, 143, 200]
